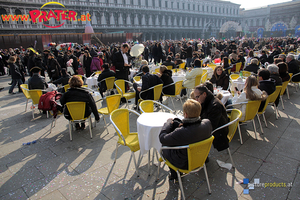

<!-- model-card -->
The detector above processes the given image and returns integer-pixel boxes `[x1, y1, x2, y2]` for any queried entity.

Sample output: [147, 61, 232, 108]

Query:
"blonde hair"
[190, 90, 195, 100]
[183, 99, 201, 118]
[244, 75, 259, 100]
[141, 60, 148, 65]
[160, 65, 167, 73]
[69, 75, 83, 88]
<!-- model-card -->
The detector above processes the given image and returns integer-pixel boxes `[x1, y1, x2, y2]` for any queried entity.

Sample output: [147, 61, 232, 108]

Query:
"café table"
[214, 88, 232, 105]
[230, 78, 246, 92]
[172, 72, 186, 83]
[86, 76, 98, 89]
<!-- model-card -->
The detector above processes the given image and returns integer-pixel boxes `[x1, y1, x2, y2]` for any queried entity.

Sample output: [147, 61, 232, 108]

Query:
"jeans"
[186, 57, 192, 68]
[9, 79, 23, 93]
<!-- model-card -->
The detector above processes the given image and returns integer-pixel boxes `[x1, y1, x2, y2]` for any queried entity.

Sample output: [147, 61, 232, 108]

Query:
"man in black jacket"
[97, 63, 116, 97]
[286, 54, 300, 75]
[183, 42, 193, 68]
[244, 58, 260, 74]
[28, 67, 48, 90]
[112, 43, 131, 83]
[133, 65, 163, 107]
[193, 84, 229, 151]
[258, 68, 276, 112]
[162, 56, 176, 69]
[159, 99, 211, 180]
[48, 53, 61, 81]
[67, 50, 79, 74]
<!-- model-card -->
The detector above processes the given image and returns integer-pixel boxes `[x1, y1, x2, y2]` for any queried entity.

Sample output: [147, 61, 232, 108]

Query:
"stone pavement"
[0, 75, 299, 200]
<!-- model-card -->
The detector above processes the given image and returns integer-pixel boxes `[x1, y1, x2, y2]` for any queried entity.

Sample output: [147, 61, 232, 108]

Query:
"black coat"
[48, 58, 61, 80]
[288, 59, 300, 75]
[97, 69, 116, 92]
[53, 74, 71, 86]
[8, 63, 22, 79]
[60, 87, 100, 121]
[244, 64, 259, 74]
[270, 74, 282, 86]
[141, 73, 163, 100]
[258, 79, 276, 95]
[69, 55, 79, 73]
[200, 92, 229, 151]
[28, 73, 48, 90]
[210, 72, 229, 90]
[160, 117, 212, 169]
[162, 61, 176, 69]
[160, 70, 175, 95]
[112, 50, 131, 80]
[27, 56, 35, 73]
[83, 56, 92, 77]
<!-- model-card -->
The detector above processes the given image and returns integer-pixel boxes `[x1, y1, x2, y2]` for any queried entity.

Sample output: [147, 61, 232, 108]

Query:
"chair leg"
[156, 160, 161, 181]
[237, 124, 243, 144]
[103, 115, 109, 134]
[25, 99, 28, 112]
[132, 151, 139, 177]
[275, 105, 280, 118]
[148, 150, 151, 176]
[176, 170, 185, 200]
[69, 122, 73, 141]
[227, 148, 235, 168]
[262, 113, 267, 127]
[256, 114, 264, 134]
[170, 97, 175, 110]
[114, 142, 119, 163]
[252, 119, 258, 139]
[280, 96, 284, 110]
[203, 163, 212, 194]
[286, 86, 290, 99]
[88, 118, 93, 139]
[179, 96, 183, 106]
[46, 111, 49, 118]
[126, 99, 129, 108]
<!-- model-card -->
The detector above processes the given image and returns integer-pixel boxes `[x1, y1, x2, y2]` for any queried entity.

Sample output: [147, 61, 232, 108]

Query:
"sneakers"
[9, 92, 16, 95]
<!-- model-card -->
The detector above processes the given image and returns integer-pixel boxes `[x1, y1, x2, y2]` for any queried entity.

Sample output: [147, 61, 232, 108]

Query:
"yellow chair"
[114, 80, 136, 108]
[91, 71, 102, 76]
[76, 75, 83, 80]
[139, 100, 174, 113]
[212, 109, 242, 168]
[133, 76, 141, 83]
[157, 136, 215, 200]
[200, 69, 208, 84]
[97, 94, 121, 132]
[28, 89, 43, 119]
[280, 81, 290, 109]
[139, 84, 163, 102]
[291, 72, 300, 91]
[20, 84, 31, 111]
[241, 71, 251, 77]
[178, 62, 186, 69]
[208, 63, 217, 71]
[166, 65, 173, 70]
[98, 76, 115, 96]
[66, 102, 93, 141]
[233, 62, 242, 73]
[267, 86, 282, 119]
[110, 108, 141, 176]
[162, 80, 183, 109]
[64, 84, 70, 92]
[154, 68, 160, 74]
[230, 74, 240, 81]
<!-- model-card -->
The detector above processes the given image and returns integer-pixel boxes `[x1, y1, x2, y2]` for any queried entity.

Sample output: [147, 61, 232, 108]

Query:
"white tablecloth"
[230, 79, 246, 92]
[172, 73, 186, 83]
[92, 92, 102, 109]
[86, 76, 98, 89]
[130, 68, 139, 79]
[214, 89, 232, 105]
[137, 112, 176, 155]
[203, 67, 214, 79]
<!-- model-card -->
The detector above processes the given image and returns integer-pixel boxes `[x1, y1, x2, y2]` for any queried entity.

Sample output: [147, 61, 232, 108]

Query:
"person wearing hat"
[28, 66, 48, 90]
[8, 56, 23, 94]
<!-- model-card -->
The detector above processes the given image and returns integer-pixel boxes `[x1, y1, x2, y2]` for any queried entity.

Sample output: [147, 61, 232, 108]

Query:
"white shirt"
[122, 52, 128, 65]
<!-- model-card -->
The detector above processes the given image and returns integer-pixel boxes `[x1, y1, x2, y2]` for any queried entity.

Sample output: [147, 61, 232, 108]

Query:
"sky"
[225, 0, 293, 10]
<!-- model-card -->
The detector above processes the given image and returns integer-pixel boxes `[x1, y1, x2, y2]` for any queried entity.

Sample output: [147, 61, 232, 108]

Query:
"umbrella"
[130, 44, 144, 57]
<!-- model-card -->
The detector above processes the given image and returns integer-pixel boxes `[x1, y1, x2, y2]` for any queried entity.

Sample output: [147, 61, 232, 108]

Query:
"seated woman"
[60, 75, 100, 130]
[159, 99, 212, 180]
[209, 66, 229, 90]
[277, 62, 290, 82]
[221, 57, 231, 73]
[158, 65, 175, 95]
[231, 76, 267, 121]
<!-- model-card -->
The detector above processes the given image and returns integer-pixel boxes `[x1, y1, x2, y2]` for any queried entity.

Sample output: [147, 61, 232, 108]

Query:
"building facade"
[0, 0, 241, 40]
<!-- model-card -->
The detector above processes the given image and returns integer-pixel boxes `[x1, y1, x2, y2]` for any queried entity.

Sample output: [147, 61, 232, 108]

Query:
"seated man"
[53, 68, 71, 93]
[183, 59, 203, 89]
[162, 55, 176, 69]
[133, 65, 163, 108]
[268, 64, 282, 86]
[258, 68, 276, 111]
[193, 84, 229, 151]
[28, 67, 48, 90]
[97, 63, 116, 97]
[244, 58, 260, 74]
[286, 54, 300, 75]
[159, 99, 212, 180]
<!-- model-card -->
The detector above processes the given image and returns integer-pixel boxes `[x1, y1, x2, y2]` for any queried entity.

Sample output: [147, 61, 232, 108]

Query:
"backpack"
[38, 91, 62, 111]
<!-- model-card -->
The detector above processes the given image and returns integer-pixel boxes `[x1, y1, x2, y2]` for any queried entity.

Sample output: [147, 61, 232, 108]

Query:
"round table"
[137, 112, 176, 155]
[86, 76, 98, 89]
[172, 73, 186, 83]
[230, 79, 246, 92]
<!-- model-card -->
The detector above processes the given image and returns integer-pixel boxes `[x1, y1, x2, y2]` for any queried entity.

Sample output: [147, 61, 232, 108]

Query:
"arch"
[15, 9, 23, 24]
[219, 21, 242, 33]
[0, 8, 8, 24]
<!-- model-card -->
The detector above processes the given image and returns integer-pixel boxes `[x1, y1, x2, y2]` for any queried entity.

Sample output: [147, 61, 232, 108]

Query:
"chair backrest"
[95, 71, 102, 75]
[133, 76, 141, 82]
[187, 136, 214, 171]
[195, 74, 202, 86]
[174, 80, 183, 96]
[153, 84, 163, 101]
[244, 100, 261, 121]
[106, 94, 121, 114]
[115, 79, 125, 96]
[208, 64, 217, 71]
[28, 90, 43, 105]
[76, 75, 83, 80]
[110, 108, 130, 138]
[291, 72, 300, 83]
[166, 65, 173, 70]
[105, 76, 115, 90]
[66, 102, 86, 120]
[139, 100, 154, 113]
[227, 109, 242, 142]
[280, 81, 289, 96]
[179, 62, 186, 69]
[235, 62, 242, 72]
[230, 74, 240, 80]
[268, 86, 282, 103]
[64, 84, 70, 92]
[200, 69, 208, 84]
[155, 68, 160, 74]
[242, 71, 251, 77]
[20, 84, 31, 99]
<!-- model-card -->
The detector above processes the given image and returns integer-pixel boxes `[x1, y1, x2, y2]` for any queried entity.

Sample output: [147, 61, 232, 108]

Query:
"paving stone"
[0, 188, 28, 200]
[288, 165, 300, 200]
[272, 138, 300, 161]
[38, 190, 67, 200]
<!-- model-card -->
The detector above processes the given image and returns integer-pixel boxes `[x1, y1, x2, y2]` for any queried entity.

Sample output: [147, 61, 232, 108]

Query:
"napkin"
[216, 160, 232, 170]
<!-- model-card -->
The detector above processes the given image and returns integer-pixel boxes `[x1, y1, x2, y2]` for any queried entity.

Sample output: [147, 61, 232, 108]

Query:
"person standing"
[83, 50, 92, 77]
[8, 56, 23, 94]
[48, 53, 61, 81]
[183, 42, 193, 68]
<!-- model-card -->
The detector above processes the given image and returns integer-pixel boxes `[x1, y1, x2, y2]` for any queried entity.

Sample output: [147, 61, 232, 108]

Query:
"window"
[153, 0, 155, 7]
[198, 5, 200, 11]
[177, 2, 179, 9]
[207, 6, 209, 12]
[145, 0, 148, 6]
[159, 0, 161, 7]
[215, 7, 217, 13]
[202, 5, 204, 11]
[183, 3, 185, 9]
[188, 4, 190, 10]
[193, 4, 195, 11]
[171, 2, 173, 9]
[165, 1, 167, 8]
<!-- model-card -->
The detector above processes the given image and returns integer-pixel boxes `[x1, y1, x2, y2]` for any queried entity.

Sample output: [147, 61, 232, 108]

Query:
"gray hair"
[251, 58, 258, 65]
[278, 54, 286, 59]
[267, 64, 279, 74]
[287, 54, 295, 60]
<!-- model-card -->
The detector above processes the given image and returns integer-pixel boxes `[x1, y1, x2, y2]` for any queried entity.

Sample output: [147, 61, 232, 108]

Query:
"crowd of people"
[1, 36, 300, 181]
